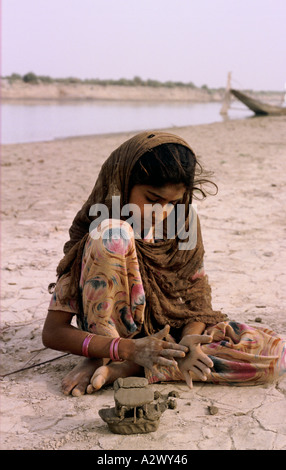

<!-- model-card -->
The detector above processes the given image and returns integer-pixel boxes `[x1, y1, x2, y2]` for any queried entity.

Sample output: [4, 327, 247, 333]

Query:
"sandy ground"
[1, 113, 286, 450]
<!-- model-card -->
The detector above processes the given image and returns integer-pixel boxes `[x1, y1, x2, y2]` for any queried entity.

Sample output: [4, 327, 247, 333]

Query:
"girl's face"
[128, 183, 186, 235]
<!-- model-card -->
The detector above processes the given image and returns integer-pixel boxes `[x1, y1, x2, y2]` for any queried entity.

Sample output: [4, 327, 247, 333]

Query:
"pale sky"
[2, 0, 286, 91]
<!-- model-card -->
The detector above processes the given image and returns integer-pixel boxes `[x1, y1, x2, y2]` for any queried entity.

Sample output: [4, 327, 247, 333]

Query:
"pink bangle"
[82, 333, 94, 357]
[113, 337, 122, 361]
[109, 337, 123, 362]
[109, 338, 116, 361]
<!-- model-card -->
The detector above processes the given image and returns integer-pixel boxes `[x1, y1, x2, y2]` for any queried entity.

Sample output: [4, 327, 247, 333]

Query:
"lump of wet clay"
[208, 405, 219, 415]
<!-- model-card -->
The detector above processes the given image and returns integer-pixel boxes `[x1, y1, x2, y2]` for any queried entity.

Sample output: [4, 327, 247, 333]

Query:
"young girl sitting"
[42, 131, 286, 396]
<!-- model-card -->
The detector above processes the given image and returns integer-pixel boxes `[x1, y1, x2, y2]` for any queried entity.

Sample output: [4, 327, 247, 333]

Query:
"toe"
[86, 384, 95, 394]
[62, 378, 75, 396]
[91, 373, 106, 390]
[71, 375, 91, 396]
[71, 385, 86, 397]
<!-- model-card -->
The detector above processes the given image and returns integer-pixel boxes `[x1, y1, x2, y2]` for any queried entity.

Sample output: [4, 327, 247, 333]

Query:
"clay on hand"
[177, 334, 214, 388]
[133, 325, 188, 378]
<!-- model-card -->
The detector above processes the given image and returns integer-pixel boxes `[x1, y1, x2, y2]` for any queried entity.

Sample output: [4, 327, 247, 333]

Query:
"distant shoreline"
[2, 80, 282, 106]
[1, 81, 223, 102]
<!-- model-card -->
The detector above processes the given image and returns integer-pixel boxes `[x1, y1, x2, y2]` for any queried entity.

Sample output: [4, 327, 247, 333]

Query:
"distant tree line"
[3, 72, 218, 91]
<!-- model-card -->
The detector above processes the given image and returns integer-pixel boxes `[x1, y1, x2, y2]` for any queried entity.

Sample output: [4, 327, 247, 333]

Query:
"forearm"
[43, 311, 187, 371]
[181, 321, 206, 338]
[42, 310, 135, 360]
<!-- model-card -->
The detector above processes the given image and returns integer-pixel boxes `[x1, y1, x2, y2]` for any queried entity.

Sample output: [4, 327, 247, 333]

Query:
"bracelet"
[109, 337, 123, 362]
[82, 333, 94, 357]
[113, 337, 122, 361]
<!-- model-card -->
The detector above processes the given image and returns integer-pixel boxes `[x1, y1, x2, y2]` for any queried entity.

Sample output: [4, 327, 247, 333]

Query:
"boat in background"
[230, 89, 286, 116]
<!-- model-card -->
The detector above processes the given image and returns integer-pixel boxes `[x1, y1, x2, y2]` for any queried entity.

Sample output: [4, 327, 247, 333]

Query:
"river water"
[1, 100, 252, 144]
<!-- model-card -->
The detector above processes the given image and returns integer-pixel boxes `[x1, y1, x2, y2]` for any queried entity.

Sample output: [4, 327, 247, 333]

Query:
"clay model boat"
[98, 376, 178, 435]
[230, 89, 286, 116]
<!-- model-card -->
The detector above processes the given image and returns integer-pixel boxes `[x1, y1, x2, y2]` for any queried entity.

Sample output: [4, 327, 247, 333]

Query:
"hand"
[133, 325, 188, 375]
[177, 334, 213, 389]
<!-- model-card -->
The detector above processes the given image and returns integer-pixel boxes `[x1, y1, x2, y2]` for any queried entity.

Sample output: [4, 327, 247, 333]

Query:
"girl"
[42, 131, 286, 396]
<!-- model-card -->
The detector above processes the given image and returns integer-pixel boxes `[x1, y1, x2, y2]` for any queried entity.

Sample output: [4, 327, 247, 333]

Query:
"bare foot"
[87, 361, 143, 394]
[61, 357, 104, 396]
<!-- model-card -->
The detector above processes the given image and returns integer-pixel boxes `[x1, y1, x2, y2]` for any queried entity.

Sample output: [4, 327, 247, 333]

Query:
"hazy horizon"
[2, 0, 286, 92]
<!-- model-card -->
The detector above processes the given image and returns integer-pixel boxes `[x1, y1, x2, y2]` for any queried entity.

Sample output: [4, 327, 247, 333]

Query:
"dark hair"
[129, 143, 217, 200]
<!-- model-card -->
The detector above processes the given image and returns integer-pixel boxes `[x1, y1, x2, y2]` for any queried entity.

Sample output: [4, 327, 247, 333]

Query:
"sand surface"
[1, 113, 286, 450]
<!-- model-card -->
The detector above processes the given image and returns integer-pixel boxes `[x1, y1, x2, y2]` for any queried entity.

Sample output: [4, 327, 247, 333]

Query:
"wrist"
[118, 338, 136, 361]
[181, 322, 205, 338]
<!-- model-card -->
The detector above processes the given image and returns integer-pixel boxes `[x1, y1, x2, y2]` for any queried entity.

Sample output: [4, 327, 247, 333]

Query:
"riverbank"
[1, 116, 286, 449]
[2, 80, 282, 104]
[1, 80, 222, 102]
